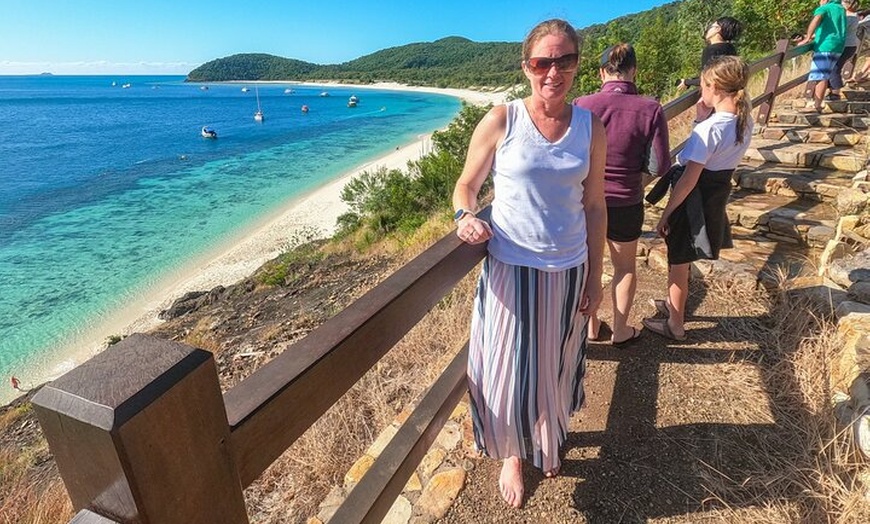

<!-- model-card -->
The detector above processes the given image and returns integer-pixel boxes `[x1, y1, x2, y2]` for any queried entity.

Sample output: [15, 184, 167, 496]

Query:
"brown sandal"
[642, 317, 687, 341]
[649, 298, 669, 317]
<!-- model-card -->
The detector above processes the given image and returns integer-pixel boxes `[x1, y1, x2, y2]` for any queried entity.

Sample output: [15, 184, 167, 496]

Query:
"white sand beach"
[1, 84, 508, 404]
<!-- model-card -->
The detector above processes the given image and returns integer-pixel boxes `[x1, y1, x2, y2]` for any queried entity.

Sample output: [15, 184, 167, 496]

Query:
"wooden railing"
[33, 39, 813, 524]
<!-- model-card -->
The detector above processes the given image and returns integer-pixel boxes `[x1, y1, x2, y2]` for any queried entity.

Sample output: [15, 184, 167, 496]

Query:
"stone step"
[733, 163, 857, 202]
[780, 97, 870, 114]
[842, 89, 870, 101]
[744, 138, 867, 172]
[826, 100, 870, 114]
[639, 225, 820, 289]
[644, 190, 837, 248]
[758, 124, 866, 146]
[726, 190, 838, 246]
[774, 111, 870, 129]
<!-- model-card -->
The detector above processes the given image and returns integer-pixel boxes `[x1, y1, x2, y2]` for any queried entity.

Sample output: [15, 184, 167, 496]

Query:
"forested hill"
[186, 37, 523, 88]
[186, 0, 820, 98]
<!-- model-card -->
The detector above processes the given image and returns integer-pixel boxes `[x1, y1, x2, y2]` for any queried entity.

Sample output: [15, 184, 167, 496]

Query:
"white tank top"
[488, 99, 592, 271]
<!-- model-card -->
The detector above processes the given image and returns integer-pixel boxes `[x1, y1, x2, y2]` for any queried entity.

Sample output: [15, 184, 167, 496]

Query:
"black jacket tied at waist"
[646, 164, 734, 262]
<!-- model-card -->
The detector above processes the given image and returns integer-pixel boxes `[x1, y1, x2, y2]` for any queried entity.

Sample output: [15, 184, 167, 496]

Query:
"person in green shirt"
[796, 0, 847, 112]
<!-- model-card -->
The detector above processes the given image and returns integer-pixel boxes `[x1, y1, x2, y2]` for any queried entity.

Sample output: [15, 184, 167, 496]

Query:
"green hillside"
[187, 37, 523, 88]
[187, 0, 820, 98]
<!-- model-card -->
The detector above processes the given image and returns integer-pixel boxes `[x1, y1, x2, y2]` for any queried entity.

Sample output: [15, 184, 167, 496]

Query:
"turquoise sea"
[0, 75, 460, 396]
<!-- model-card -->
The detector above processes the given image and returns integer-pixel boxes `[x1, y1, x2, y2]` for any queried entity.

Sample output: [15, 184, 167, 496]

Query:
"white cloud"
[0, 60, 197, 75]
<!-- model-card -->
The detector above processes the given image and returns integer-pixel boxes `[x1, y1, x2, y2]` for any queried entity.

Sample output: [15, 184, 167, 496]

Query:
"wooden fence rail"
[33, 38, 812, 524]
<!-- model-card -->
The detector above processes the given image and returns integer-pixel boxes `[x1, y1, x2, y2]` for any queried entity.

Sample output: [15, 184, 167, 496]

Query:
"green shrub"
[338, 102, 489, 241]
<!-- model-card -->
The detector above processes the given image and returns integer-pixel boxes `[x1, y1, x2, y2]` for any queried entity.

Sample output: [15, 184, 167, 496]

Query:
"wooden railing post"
[757, 38, 790, 125]
[32, 333, 248, 524]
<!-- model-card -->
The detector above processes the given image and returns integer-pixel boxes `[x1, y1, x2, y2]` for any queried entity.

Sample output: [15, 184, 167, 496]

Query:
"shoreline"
[1, 84, 507, 405]
[214, 79, 514, 107]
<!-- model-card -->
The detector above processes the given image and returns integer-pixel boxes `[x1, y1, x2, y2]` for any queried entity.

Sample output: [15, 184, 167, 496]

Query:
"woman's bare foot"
[499, 457, 524, 508]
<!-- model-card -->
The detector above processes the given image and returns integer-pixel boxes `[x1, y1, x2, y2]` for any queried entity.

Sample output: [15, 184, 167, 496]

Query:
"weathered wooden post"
[32, 333, 248, 524]
[757, 38, 790, 126]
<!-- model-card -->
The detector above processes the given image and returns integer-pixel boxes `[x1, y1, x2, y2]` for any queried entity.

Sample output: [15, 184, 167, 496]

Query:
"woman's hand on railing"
[456, 215, 492, 244]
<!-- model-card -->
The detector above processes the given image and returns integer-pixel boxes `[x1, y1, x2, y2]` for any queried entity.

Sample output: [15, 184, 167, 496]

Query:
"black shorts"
[606, 203, 644, 243]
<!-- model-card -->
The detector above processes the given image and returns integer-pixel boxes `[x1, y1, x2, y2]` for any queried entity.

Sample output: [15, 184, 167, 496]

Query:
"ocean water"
[0, 75, 460, 392]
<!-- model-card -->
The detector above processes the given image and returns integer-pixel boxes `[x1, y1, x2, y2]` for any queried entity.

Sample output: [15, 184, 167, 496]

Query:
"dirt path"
[439, 264, 804, 523]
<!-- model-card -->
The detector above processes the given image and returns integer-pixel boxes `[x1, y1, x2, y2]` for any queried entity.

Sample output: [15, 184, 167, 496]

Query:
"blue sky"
[1, 0, 672, 75]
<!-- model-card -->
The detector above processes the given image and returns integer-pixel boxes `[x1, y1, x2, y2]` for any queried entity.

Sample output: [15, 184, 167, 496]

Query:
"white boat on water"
[320, 91, 330, 97]
[122, 83, 132, 89]
[284, 88, 294, 94]
[201, 126, 218, 139]
[301, 104, 309, 113]
[347, 94, 359, 108]
[200, 85, 209, 91]
[241, 87, 249, 93]
[254, 87, 264, 122]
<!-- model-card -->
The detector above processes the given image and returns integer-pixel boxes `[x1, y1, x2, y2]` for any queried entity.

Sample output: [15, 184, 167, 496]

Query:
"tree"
[733, 0, 817, 55]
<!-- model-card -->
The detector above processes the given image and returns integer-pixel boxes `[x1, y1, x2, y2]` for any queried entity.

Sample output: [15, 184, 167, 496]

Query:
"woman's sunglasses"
[525, 53, 579, 74]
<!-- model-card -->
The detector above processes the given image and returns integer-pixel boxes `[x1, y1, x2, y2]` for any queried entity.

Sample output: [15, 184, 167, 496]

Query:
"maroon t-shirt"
[574, 81, 671, 206]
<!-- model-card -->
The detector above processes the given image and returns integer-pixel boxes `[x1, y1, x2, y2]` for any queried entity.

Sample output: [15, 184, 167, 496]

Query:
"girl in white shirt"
[643, 55, 753, 341]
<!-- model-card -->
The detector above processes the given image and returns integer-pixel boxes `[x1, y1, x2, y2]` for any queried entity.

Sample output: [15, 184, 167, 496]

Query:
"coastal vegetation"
[187, 0, 822, 100]
[336, 103, 488, 242]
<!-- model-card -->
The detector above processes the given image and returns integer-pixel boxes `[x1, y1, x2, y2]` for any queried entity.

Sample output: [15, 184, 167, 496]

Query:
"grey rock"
[827, 249, 870, 288]
[848, 282, 870, 304]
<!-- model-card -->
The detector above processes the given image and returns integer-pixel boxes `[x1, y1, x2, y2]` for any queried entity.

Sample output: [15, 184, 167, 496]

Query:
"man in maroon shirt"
[574, 43, 671, 346]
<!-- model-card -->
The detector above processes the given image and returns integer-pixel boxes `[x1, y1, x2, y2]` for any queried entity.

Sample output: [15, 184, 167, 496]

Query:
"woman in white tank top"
[451, 19, 607, 509]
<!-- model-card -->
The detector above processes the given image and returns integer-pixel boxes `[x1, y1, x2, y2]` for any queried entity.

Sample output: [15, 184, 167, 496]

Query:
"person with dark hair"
[644, 56, 753, 341]
[574, 43, 671, 346]
[678, 16, 742, 122]
[678, 16, 742, 90]
[453, 18, 606, 509]
[797, 0, 847, 112]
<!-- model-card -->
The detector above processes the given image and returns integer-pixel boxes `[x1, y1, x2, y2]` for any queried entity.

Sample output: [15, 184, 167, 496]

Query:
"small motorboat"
[347, 95, 359, 108]
[301, 105, 309, 114]
[254, 87, 264, 121]
[319, 91, 330, 97]
[284, 88, 294, 94]
[200, 85, 208, 91]
[122, 83, 132, 89]
[201, 126, 218, 139]
[241, 87, 249, 93]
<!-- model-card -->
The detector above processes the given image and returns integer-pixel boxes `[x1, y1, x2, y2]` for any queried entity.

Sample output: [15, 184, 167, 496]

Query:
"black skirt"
[665, 168, 734, 265]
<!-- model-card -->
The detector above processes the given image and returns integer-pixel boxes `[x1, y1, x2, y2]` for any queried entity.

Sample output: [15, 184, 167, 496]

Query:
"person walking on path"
[829, 0, 861, 99]
[452, 18, 607, 509]
[796, 0, 847, 112]
[574, 43, 670, 346]
[643, 56, 753, 341]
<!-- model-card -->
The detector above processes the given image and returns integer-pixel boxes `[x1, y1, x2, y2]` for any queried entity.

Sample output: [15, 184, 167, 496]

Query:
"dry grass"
[0, 408, 72, 524]
[689, 279, 870, 523]
[243, 229, 479, 523]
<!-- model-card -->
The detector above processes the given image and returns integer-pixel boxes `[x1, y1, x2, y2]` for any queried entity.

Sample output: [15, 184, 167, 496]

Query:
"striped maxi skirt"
[467, 255, 588, 472]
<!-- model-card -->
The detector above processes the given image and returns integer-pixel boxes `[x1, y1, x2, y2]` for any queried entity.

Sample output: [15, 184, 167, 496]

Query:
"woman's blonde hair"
[701, 55, 751, 144]
[522, 19, 579, 61]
